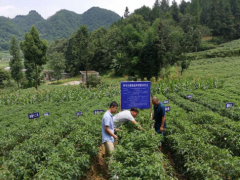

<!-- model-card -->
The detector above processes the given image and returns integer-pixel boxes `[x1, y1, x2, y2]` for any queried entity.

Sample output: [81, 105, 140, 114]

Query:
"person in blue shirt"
[102, 101, 118, 158]
[152, 97, 166, 148]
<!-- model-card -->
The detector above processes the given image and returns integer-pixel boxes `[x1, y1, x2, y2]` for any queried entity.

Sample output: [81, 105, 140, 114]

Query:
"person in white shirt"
[113, 107, 144, 131]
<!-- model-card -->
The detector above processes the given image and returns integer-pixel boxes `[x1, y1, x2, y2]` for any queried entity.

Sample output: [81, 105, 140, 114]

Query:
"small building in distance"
[43, 70, 71, 81]
[80, 71, 100, 83]
[43, 70, 54, 81]
[61, 73, 71, 79]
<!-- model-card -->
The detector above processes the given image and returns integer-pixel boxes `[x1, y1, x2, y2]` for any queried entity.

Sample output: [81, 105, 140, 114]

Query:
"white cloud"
[0, 5, 29, 18]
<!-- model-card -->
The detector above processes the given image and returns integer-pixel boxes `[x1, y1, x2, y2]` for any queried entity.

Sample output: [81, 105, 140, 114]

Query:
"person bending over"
[113, 107, 144, 131]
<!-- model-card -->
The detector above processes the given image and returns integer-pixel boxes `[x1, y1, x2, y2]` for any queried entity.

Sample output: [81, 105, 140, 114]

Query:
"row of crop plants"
[164, 93, 240, 156]
[155, 93, 240, 179]
[177, 91, 240, 122]
[0, 97, 116, 179]
[0, 94, 177, 180]
[109, 109, 177, 179]
[0, 77, 224, 107]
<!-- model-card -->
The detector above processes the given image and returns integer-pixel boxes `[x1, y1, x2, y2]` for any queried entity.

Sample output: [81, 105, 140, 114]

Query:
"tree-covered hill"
[0, 7, 121, 50]
[12, 10, 44, 33]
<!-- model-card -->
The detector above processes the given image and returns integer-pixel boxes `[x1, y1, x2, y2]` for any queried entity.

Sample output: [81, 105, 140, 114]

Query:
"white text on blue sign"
[76, 112, 83, 116]
[94, 110, 104, 114]
[28, 112, 40, 119]
[163, 100, 169, 104]
[165, 106, 171, 112]
[225, 103, 233, 108]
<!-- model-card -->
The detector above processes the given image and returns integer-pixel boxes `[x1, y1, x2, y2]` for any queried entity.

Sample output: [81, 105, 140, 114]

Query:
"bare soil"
[161, 145, 187, 180]
[81, 145, 110, 180]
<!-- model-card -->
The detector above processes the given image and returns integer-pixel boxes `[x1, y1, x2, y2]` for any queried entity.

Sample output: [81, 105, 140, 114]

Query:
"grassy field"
[184, 56, 240, 88]
[0, 60, 10, 69]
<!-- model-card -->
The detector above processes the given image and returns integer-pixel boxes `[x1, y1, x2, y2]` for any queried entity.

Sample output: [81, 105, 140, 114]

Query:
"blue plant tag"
[43, 113, 50, 116]
[93, 110, 104, 114]
[165, 106, 171, 112]
[225, 103, 233, 108]
[76, 112, 83, 116]
[163, 100, 169, 104]
[28, 112, 40, 119]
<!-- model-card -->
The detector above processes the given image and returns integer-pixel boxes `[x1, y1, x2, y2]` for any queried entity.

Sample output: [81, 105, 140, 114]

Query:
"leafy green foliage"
[48, 52, 66, 80]
[0, 69, 10, 88]
[20, 26, 48, 90]
[9, 36, 23, 88]
[86, 74, 101, 88]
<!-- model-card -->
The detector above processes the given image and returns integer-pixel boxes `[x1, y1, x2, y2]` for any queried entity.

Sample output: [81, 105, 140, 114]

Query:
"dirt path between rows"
[82, 145, 110, 180]
[161, 145, 187, 180]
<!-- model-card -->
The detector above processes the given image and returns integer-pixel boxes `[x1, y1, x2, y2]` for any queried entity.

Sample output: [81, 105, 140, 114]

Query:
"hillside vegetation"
[0, 7, 120, 50]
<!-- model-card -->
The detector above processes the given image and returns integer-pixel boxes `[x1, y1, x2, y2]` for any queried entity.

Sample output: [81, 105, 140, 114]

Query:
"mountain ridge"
[0, 7, 121, 50]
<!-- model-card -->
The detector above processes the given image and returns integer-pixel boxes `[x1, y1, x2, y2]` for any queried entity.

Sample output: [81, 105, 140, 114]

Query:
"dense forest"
[48, 0, 240, 80]
[0, 7, 121, 50]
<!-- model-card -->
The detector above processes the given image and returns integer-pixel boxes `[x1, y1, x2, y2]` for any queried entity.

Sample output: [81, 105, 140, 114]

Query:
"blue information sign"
[94, 110, 104, 114]
[163, 100, 169, 104]
[121, 81, 151, 109]
[165, 106, 171, 112]
[225, 103, 233, 108]
[28, 112, 40, 119]
[188, 95, 193, 99]
[43, 113, 49, 116]
[76, 112, 83, 116]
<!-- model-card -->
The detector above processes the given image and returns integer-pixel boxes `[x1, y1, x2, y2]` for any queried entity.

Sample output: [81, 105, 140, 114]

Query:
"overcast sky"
[0, 0, 188, 19]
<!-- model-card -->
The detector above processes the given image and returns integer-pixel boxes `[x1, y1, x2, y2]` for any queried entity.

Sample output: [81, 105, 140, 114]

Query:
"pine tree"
[20, 26, 48, 90]
[219, 0, 235, 39]
[124, 7, 130, 18]
[208, 0, 221, 35]
[171, 0, 180, 22]
[9, 36, 23, 88]
[154, 0, 161, 7]
[179, 0, 188, 14]
[72, 26, 93, 80]
[160, 0, 170, 13]
[190, 0, 201, 25]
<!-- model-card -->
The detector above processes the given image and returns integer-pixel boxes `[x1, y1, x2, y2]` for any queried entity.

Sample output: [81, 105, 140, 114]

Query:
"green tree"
[179, 0, 188, 14]
[208, 0, 221, 35]
[90, 27, 108, 73]
[0, 69, 10, 88]
[134, 6, 152, 22]
[72, 26, 93, 80]
[160, 0, 170, 13]
[219, 0, 235, 39]
[20, 26, 48, 90]
[124, 7, 130, 18]
[48, 52, 66, 81]
[189, 0, 201, 25]
[9, 36, 23, 88]
[171, 0, 180, 22]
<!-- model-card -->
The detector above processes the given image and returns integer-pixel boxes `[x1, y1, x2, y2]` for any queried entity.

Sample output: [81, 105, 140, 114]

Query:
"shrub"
[86, 74, 101, 88]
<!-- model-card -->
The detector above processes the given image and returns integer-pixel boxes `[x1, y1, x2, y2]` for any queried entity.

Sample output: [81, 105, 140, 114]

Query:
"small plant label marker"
[187, 95, 193, 99]
[28, 112, 40, 119]
[163, 100, 169, 104]
[43, 113, 50, 116]
[165, 106, 171, 112]
[93, 110, 104, 114]
[76, 112, 83, 116]
[225, 103, 233, 108]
